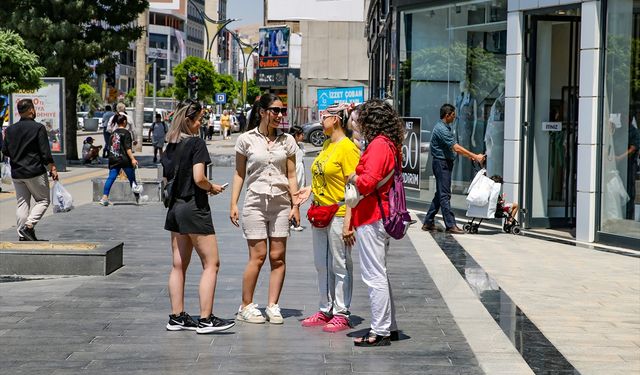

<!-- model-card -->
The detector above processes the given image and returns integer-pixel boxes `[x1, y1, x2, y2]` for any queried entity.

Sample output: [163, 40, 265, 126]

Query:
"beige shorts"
[242, 190, 292, 239]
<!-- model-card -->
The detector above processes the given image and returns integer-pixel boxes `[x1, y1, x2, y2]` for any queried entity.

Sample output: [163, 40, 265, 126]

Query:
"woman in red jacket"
[347, 99, 404, 347]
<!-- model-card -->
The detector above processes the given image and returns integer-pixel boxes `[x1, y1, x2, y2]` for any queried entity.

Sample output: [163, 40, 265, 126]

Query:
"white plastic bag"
[1, 161, 11, 184]
[466, 169, 495, 206]
[52, 181, 74, 213]
[131, 166, 144, 194]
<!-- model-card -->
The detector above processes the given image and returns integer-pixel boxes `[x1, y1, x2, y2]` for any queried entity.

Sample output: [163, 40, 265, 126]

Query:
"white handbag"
[344, 182, 361, 208]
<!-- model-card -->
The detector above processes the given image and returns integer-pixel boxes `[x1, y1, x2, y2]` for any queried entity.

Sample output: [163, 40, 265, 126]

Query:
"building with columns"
[366, 0, 639, 248]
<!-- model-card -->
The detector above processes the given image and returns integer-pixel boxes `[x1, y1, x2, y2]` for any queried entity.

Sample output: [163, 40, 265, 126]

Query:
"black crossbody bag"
[163, 139, 189, 208]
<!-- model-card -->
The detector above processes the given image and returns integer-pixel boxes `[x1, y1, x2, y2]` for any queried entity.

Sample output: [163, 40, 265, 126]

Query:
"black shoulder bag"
[162, 140, 188, 208]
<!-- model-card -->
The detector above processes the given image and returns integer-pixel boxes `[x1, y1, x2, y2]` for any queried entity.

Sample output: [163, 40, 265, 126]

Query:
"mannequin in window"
[484, 83, 505, 176]
[453, 79, 478, 184]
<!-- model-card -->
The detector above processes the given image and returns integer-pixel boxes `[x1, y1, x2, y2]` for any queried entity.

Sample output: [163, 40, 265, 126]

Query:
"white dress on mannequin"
[485, 91, 505, 177]
[453, 83, 477, 184]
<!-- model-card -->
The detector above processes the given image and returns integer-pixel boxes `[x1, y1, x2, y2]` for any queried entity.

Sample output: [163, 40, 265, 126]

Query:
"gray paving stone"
[0, 166, 483, 374]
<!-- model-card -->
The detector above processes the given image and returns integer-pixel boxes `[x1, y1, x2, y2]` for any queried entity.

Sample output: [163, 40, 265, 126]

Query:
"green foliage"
[0, 29, 45, 96]
[77, 83, 101, 116]
[410, 42, 505, 100]
[157, 86, 175, 98]
[173, 56, 240, 103]
[0, 0, 149, 159]
[173, 57, 217, 101]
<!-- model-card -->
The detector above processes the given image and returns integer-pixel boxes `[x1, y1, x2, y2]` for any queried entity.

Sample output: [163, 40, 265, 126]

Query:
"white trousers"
[355, 220, 398, 336]
[311, 216, 353, 316]
[13, 172, 50, 234]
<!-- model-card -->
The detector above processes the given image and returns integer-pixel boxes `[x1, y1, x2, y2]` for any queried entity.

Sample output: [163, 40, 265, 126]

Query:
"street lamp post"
[227, 30, 258, 109]
[186, 0, 237, 64]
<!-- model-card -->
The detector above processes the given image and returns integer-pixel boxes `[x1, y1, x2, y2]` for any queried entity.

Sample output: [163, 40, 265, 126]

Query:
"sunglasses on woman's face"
[267, 107, 287, 116]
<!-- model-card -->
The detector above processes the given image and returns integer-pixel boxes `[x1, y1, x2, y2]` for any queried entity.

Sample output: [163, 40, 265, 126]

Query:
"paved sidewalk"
[0, 166, 485, 375]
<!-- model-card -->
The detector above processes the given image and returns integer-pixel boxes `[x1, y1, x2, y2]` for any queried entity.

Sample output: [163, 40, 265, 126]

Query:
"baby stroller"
[463, 165, 521, 235]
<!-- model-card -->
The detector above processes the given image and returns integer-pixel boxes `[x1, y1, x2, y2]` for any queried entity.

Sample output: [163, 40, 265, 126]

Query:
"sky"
[227, 0, 263, 27]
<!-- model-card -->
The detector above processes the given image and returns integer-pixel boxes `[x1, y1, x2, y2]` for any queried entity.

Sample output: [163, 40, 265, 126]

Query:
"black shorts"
[164, 197, 215, 235]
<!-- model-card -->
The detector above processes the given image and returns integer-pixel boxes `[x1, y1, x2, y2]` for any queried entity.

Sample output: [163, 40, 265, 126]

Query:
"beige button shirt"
[235, 127, 298, 196]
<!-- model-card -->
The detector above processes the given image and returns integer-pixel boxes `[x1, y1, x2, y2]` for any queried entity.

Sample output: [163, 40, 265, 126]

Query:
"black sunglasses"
[267, 107, 287, 116]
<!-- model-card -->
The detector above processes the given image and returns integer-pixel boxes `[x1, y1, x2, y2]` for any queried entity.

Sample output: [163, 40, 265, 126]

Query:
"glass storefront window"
[398, 1, 506, 209]
[601, 0, 640, 238]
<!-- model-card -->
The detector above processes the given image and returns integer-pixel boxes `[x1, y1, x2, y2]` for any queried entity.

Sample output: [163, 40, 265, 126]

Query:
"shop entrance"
[523, 7, 581, 229]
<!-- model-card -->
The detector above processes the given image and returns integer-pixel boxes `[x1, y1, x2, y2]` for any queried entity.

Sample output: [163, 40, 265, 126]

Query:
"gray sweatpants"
[13, 172, 50, 235]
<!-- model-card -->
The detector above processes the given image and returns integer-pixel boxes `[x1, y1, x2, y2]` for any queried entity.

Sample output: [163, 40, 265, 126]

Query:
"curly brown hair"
[357, 99, 404, 149]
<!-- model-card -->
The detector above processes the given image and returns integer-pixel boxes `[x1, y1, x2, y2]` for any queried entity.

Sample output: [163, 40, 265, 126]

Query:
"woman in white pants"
[347, 99, 404, 347]
[295, 104, 360, 332]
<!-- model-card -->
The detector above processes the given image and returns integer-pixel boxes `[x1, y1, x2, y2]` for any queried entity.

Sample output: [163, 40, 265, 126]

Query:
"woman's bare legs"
[168, 232, 193, 315]
[267, 237, 287, 305]
[241, 239, 268, 307]
[190, 233, 220, 317]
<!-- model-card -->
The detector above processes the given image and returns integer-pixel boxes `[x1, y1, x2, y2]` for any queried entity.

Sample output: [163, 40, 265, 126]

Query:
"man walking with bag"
[422, 103, 484, 234]
[1, 99, 59, 241]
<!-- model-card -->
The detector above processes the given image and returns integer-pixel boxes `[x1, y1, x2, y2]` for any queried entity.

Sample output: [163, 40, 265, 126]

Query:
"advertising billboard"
[259, 26, 290, 69]
[316, 87, 365, 110]
[401, 117, 421, 190]
[10, 78, 66, 153]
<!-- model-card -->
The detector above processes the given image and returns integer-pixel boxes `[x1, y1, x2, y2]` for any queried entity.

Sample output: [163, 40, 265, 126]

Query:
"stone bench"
[0, 241, 123, 276]
[92, 178, 162, 203]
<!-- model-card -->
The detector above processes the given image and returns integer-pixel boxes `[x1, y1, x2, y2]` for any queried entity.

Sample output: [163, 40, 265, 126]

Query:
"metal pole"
[152, 61, 157, 121]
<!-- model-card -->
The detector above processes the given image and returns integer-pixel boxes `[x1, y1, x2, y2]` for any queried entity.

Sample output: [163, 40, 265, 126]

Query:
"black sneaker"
[18, 226, 37, 241]
[166, 312, 198, 331]
[196, 315, 236, 334]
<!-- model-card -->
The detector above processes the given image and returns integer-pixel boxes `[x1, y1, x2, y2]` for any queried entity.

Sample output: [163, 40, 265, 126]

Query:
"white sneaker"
[236, 303, 266, 324]
[98, 198, 110, 206]
[290, 225, 304, 232]
[265, 303, 284, 324]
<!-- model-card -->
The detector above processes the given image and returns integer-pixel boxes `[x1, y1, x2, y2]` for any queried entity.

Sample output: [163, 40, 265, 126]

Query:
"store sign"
[259, 26, 290, 68]
[256, 69, 288, 87]
[401, 117, 421, 190]
[316, 87, 365, 110]
[542, 122, 562, 131]
[10, 78, 65, 153]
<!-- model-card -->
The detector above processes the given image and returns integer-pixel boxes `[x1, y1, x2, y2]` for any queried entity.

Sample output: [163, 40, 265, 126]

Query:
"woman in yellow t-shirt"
[220, 110, 231, 140]
[296, 104, 360, 332]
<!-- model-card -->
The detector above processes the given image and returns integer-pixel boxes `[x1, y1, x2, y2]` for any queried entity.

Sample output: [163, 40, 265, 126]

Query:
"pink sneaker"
[301, 311, 332, 327]
[322, 315, 351, 332]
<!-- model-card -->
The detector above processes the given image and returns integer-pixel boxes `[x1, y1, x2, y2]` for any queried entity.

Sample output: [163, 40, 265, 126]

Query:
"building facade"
[264, 0, 370, 125]
[367, 0, 640, 248]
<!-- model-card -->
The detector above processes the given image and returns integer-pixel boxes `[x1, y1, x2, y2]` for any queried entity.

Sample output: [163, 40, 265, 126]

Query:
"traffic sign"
[215, 93, 227, 104]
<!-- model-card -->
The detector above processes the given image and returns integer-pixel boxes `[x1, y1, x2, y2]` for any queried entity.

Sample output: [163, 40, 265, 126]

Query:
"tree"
[173, 56, 240, 104]
[77, 83, 101, 116]
[0, 29, 46, 118]
[173, 57, 217, 101]
[0, 0, 148, 159]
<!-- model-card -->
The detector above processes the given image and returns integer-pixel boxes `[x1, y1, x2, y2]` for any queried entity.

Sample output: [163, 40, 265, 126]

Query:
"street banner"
[259, 26, 290, 68]
[316, 87, 364, 110]
[10, 78, 66, 154]
[401, 117, 421, 190]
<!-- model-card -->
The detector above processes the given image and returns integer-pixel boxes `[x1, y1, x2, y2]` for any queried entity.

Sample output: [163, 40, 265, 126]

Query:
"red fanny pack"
[306, 202, 341, 228]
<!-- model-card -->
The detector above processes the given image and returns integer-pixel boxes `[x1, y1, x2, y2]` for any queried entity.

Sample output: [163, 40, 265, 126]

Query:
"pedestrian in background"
[162, 100, 235, 334]
[229, 93, 300, 325]
[1, 98, 59, 241]
[107, 102, 137, 145]
[294, 103, 360, 332]
[237, 111, 247, 133]
[101, 105, 115, 158]
[221, 110, 231, 140]
[81, 136, 102, 164]
[99, 114, 138, 206]
[207, 112, 215, 141]
[347, 98, 402, 347]
[149, 113, 167, 163]
[422, 104, 484, 234]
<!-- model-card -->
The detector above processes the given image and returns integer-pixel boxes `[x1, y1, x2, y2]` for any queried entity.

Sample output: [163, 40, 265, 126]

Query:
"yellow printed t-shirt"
[311, 137, 361, 217]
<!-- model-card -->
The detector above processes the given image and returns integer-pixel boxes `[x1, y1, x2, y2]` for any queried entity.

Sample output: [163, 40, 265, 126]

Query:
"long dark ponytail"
[247, 93, 281, 131]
